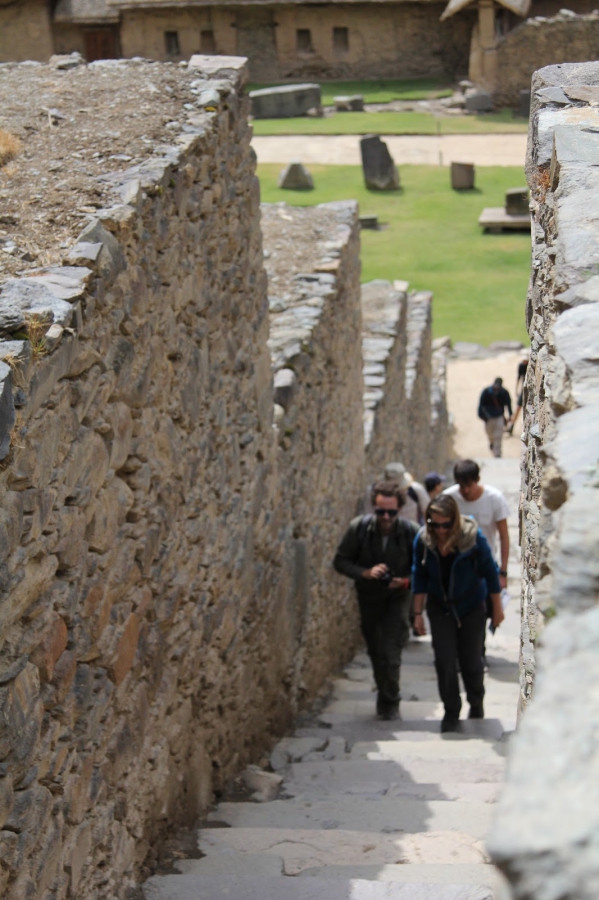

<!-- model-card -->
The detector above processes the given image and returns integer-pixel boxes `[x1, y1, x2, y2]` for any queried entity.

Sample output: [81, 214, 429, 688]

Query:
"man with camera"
[333, 481, 418, 720]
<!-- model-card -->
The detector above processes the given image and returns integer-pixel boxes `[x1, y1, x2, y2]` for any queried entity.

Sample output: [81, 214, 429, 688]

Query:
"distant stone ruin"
[0, 56, 448, 900]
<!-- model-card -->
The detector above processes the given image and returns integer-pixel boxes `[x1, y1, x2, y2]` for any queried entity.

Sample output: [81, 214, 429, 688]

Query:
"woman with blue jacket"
[412, 494, 504, 733]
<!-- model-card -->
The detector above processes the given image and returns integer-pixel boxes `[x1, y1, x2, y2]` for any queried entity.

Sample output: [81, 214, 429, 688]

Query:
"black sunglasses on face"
[427, 519, 452, 529]
[374, 508, 398, 518]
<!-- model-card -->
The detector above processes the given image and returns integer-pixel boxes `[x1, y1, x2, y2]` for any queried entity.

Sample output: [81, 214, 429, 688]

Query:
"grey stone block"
[77, 219, 126, 284]
[334, 95, 364, 112]
[451, 162, 475, 190]
[278, 163, 314, 190]
[464, 91, 493, 112]
[505, 188, 529, 216]
[518, 89, 532, 118]
[250, 84, 321, 119]
[360, 136, 400, 191]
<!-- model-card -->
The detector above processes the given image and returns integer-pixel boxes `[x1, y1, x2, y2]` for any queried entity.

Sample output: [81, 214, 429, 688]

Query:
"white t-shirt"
[443, 483, 510, 562]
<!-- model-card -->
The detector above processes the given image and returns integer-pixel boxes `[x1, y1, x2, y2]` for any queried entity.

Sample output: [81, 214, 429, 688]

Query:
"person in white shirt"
[443, 459, 510, 590]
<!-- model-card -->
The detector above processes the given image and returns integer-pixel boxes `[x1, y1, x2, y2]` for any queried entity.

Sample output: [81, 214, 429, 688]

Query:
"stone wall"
[0, 55, 367, 900]
[0, 0, 53, 63]
[495, 10, 599, 107]
[488, 61, 599, 898]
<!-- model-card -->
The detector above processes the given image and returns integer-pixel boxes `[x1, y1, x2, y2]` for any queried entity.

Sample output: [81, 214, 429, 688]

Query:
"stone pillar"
[469, 0, 498, 92]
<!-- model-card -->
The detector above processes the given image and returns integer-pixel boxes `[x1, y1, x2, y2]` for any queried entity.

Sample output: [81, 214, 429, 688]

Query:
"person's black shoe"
[441, 715, 460, 733]
[378, 702, 400, 721]
[468, 705, 484, 719]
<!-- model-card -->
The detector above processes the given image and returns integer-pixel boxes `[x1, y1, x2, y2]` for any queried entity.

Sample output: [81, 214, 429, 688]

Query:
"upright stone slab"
[451, 162, 475, 190]
[250, 84, 321, 119]
[360, 136, 400, 191]
[465, 90, 493, 112]
[505, 187, 529, 215]
[518, 89, 531, 119]
[278, 162, 314, 190]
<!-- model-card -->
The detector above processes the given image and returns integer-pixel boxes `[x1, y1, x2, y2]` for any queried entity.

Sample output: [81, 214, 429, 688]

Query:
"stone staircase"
[143, 459, 521, 900]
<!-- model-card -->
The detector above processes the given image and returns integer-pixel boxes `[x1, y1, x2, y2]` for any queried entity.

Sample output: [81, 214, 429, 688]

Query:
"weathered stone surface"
[242, 766, 283, 802]
[504, 188, 529, 216]
[464, 91, 493, 112]
[360, 137, 400, 191]
[491, 60, 599, 900]
[451, 163, 475, 190]
[334, 95, 364, 111]
[250, 84, 321, 119]
[278, 163, 314, 191]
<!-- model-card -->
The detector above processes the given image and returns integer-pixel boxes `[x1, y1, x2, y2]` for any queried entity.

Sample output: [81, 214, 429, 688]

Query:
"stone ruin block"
[278, 162, 314, 190]
[360, 135, 400, 191]
[334, 95, 364, 112]
[465, 90, 493, 112]
[505, 187, 529, 215]
[451, 162, 475, 190]
[250, 83, 321, 119]
[518, 89, 531, 119]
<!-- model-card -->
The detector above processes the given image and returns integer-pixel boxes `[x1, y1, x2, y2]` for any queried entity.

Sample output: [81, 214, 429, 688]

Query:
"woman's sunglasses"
[427, 520, 452, 529]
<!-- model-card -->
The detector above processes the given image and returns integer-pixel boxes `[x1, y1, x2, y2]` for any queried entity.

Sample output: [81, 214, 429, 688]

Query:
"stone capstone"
[277, 163, 314, 191]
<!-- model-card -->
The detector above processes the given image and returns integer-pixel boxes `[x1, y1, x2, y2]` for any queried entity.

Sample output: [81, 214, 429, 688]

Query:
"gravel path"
[252, 134, 527, 167]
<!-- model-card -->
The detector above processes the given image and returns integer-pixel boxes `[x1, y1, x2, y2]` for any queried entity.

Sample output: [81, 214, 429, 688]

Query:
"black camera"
[379, 570, 394, 586]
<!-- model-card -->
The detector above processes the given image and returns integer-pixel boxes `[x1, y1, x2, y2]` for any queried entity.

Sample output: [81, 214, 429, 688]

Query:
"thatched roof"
[441, 0, 530, 19]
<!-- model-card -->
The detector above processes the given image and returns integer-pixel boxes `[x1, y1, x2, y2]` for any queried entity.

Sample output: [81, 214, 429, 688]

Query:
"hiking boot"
[469, 705, 484, 719]
[441, 715, 460, 733]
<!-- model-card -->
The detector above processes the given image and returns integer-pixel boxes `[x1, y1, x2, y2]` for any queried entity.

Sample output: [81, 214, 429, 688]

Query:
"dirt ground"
[252, 134, 527, 167]
[447, 350, 525, 462]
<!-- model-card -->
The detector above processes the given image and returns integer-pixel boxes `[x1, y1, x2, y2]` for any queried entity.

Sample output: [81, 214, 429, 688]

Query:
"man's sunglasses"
[374, 508, 398, 518]
[427, 519, 452, 530]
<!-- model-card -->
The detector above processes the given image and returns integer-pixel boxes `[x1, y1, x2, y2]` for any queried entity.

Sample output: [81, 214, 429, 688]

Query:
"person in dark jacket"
[478, 377, 512, 458]
[412, 494, 504, 732]
[333, 481, 418, 720]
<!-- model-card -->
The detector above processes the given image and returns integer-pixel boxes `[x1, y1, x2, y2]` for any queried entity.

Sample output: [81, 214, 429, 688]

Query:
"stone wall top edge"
[0, 55, 249, 454]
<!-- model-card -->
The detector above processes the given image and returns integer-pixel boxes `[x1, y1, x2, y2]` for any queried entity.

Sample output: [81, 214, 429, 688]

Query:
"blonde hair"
[426, 494, 462, 548]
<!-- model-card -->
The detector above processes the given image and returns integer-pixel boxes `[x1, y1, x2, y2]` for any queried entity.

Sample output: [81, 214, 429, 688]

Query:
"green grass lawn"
[250, 77, 453, 105]
[258, 164, 530, 345]
[253, 109, 528, 136]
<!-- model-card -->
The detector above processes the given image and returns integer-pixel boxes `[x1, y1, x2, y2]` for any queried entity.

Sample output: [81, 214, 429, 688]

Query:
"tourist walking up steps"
[334, 481, 418, 721]
[478, 377, 512, 457]
[412, 494, 504, 733]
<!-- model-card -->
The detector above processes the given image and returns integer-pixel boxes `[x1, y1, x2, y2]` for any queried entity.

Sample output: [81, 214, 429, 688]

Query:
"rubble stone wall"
[495, 11, 599, 107]
[488, 61, 599, 899]
[0, 56, 365, 900]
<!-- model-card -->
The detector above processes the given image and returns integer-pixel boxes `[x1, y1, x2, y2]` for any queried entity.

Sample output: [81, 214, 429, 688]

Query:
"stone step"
[319, 701, 516, 730]
[296, 863, 505, 890]
[207, 796, 494, 837]
[142, 873, 495, 900]
[287, 758, 506, 787]
[196, 825, 490, 873]
[294, 717, 509, 746]
[284, 774, 501, 803]
[349, 738, 508, 762]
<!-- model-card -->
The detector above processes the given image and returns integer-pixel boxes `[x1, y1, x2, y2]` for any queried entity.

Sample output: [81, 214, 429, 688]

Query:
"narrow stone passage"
[143, 457, 521, 900]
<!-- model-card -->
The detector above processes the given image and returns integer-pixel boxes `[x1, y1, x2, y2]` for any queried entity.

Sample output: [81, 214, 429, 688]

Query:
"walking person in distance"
[333, 481, 418, 721]
[412, 494, 504, 732]
[477, 377, 512, 458]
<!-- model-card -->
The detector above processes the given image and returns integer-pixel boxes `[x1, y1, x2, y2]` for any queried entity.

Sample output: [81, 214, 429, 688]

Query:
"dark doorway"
[83, 27, 120, 61]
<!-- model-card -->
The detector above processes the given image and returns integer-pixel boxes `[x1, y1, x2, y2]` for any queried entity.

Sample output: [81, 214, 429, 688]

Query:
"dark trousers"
[428, 602, 486, 718]
[357, 592, 411, 711]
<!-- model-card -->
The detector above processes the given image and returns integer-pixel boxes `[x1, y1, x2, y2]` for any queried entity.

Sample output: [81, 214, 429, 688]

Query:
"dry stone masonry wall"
[495, 10, 599, 107]
[488, 61, 599, 899]
[0, 56, 449, 900]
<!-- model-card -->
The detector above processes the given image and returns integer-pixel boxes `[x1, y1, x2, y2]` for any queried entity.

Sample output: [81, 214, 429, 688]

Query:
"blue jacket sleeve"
[411, 534, 429, 594]
[476, 530, 501, 593]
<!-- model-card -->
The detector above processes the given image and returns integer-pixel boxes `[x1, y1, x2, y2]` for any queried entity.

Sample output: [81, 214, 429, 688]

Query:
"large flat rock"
[207, 796, 494, 838]
[297, 863, 504, 890]
[143, 873, 495, 900]
[349, 739, 508, 763]
[287, 757, 506, 785]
